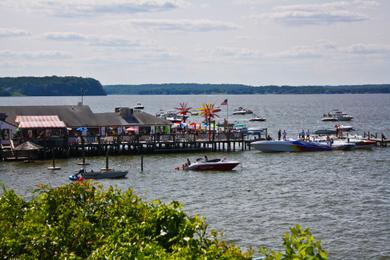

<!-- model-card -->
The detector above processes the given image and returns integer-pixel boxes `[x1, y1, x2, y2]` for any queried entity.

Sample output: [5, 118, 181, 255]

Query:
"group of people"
[277, 129, 287, 140]
[298, 129, 311, 140]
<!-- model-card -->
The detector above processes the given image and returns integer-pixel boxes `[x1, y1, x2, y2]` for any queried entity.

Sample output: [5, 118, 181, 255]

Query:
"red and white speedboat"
[183, 158, 240, 171]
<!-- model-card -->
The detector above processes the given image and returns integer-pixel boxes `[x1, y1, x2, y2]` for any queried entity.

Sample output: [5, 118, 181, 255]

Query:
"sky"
[0, 0, 389, 85]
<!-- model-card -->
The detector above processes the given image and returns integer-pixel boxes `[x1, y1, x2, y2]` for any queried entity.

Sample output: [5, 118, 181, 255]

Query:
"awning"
[15, 115, 66, 128]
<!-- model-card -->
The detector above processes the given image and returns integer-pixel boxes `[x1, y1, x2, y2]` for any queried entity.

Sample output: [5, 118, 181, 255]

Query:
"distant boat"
[249, 114, 266, 121]
[321, 110, 353, 121]
[134, 102, 144, 110]
[233, 107, 253, 115]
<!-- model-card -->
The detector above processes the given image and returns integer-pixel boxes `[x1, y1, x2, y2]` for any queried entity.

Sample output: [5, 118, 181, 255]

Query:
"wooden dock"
[1, 132, 259, 160]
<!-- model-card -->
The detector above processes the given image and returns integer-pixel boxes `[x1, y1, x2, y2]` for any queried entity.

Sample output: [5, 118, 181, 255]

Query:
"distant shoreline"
[1, 76, 390, 96]
[104, 83, 390, 95]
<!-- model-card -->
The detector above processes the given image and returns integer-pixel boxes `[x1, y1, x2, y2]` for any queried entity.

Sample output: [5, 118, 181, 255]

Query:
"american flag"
[221, 99, 228, 105]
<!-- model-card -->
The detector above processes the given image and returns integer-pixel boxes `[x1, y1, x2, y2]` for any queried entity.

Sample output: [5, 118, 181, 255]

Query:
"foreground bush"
[0, 182, 327, 259]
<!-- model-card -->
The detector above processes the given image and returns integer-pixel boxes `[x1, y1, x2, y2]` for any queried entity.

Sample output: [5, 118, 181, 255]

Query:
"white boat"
[181, 157, 240, 171]
[134, 102, 144, 110]
[249, 114, 266, 121]
[321, 110, 353, 121]
[233, 107, 253, 115]
[251, 140, 332, 153]
[330, 140, 356, 150]
[339, 125, 354, 131]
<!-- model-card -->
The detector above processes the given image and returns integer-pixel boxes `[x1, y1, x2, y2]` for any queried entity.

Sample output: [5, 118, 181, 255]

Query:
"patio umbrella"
[76, 127, 87, 132]
[14, 141, 43, 163]
[14, 141, 43, 151]
[126, 126, 137, 132]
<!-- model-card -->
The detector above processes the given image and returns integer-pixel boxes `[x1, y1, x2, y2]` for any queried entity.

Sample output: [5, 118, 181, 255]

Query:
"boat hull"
[69, 170, 128, 180]
[251, 140, 332, 153]
[187, 161, 240, 171]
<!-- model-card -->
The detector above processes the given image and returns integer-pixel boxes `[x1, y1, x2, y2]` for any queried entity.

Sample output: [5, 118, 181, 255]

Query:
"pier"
[1, 132, 259, 161]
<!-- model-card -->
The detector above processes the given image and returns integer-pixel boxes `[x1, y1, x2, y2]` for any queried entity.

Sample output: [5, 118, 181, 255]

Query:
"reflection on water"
[1, 94, 390, 259]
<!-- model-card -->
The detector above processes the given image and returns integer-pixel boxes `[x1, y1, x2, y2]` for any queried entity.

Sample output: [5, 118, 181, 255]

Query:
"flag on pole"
[221, 99, 228, 105]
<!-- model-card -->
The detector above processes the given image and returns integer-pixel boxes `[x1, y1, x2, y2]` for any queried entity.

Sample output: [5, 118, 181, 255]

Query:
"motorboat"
[314, 125, 354, 135]
[321, 110, 353, 121]
[338, 125, 354, 131]
[233, 107, 253, 115]
[69, 168, 128, 181]
[134, 102, 144, 110]
[251, 139, 332, 153]
[249, 114, 266, 122]
[314, 129, 336, 135]
[181, 157, 240, 171]
[330, 140, 356, 151]
[347, 138, 376, 149]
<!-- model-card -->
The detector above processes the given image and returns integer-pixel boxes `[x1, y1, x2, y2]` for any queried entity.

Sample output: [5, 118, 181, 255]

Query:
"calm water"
[1, 94, 390, 259]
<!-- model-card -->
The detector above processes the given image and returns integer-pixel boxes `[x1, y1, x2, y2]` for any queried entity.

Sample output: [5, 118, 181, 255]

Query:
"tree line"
[0, 76, 106, 96]
[104, 83, 390, 95]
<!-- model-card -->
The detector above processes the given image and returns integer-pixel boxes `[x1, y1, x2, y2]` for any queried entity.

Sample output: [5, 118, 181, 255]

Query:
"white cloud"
[126, 18, 239, 32]
[342, 43, 390, 55]
[0, 50, 71, 59]
[268, 42, 390, 59]
[0, 0, 186, 17]
[0, 28, 30, 38]
[257, 1, 378, 25]
[44, 32, 143, 48]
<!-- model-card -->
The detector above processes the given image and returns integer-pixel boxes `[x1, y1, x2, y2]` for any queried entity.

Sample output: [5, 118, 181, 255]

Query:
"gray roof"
[94, 113, 140, 126]
[0, 105, 171, 128]
[0, 105, 98, 128]
[95, 111, 171, 127]
[133, 111, 171, 126]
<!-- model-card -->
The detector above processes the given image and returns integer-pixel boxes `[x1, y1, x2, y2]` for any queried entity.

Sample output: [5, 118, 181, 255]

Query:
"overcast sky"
[1, 0, 389, 85]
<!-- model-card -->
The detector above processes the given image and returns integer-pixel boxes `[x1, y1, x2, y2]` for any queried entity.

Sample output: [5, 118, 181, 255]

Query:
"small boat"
[314, 129, 336, 135]
[233, 107, 253, 115]
[348, 138, 376, 149]
[249, 114, 266, 122]
[134, 102, 144, 110]
[338, 125, 354, 132]
[330, 140, 356, 151]
[181, 157, 240, 171]
[69, 168, 128, 181]
[321, 110, 353, 121]
[251, 140, 332, 153]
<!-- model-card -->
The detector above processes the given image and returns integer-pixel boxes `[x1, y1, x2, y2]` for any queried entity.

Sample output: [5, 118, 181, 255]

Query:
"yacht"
[134, 102, 144, 110]
[321, 110, 353, 121]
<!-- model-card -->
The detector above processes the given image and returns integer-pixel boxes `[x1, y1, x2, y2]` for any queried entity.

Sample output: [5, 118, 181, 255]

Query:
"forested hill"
[104, 83, 390, 95]
[0, 76, 106, 96]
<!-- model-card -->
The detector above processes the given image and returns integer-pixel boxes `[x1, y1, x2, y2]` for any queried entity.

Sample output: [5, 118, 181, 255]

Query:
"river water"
[1, 94, 389, 259]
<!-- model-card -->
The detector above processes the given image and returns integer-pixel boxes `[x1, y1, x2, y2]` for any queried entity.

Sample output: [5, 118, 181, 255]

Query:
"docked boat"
[69, 168, 128, 181]
[233, 107, 253, 115]
[182, 157, 240, 171]
[330, 140, 356, 151]
[314, 129, 337, 135]
[314, 125, 354, 135]
[321, 110, 353, 121]
[251, 140, 332, 153]
[134, 102, 144, 110]
[348, 138, 376, 149]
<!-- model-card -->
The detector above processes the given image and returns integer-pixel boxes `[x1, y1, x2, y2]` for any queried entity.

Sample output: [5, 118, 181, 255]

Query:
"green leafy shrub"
[0, 183, 327, 259]
[260, 224, 328, 260]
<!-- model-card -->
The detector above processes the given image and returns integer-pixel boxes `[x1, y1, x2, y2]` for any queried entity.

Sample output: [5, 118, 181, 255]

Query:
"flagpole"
[226, 99, 229, 125]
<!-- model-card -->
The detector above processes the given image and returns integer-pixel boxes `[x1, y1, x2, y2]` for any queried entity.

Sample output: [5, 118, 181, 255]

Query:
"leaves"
[260, 224, 328, 260]
[0, 182, 251, 259]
